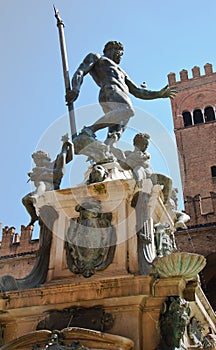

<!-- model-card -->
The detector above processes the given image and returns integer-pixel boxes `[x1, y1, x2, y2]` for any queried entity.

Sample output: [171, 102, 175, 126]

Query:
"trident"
[53, 6, 77, 140]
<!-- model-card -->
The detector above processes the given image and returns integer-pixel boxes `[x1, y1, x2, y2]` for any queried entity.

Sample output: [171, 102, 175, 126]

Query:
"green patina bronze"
[156, 296, 191, 350]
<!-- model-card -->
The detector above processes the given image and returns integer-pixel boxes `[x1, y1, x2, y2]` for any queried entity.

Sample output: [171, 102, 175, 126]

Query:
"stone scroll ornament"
[156, 296, 191, 350]
[65, 199, 116, 278]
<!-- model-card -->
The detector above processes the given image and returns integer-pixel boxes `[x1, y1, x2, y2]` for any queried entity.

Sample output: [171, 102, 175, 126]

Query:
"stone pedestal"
[0, 179, 215, 349]
[35, 179, 173, 281]
[0, 276, 215, 349]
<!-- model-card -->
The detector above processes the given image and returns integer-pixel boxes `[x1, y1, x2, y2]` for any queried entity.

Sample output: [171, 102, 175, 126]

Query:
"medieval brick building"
[168, 63, 216, 310]
[0, 226, 39, 279]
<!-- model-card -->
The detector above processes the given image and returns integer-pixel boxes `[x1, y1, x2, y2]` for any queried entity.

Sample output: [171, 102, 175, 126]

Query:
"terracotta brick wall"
[168, 65, 216, 310]
[0, 226, 39, 278]
[168, 64, 216, 226]
[175, 225, 216, 257]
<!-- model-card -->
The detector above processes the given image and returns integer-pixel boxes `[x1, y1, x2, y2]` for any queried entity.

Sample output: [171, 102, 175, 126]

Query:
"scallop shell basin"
[152, 253, 206, 280]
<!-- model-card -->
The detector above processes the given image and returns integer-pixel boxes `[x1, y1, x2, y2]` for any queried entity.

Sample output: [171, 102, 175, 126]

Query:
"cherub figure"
[22, 134, 73, 225]
[122, 133, 172, 204]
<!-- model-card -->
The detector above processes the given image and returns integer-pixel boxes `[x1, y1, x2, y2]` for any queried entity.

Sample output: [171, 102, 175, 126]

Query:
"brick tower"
[168, 63, 216, 310]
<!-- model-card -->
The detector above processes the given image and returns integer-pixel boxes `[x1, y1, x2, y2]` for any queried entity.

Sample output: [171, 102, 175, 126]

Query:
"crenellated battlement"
[0, 225, 39, 257]
[168, 62, 216, 130]
[168, 63, 214, 86]
[168, 61, 216, 233]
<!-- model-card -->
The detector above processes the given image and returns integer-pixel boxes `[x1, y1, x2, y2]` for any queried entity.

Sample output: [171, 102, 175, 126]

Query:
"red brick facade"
[168, 64, 216, 310]
[0, 226, 39, 278]
[168, 63, 216, 227]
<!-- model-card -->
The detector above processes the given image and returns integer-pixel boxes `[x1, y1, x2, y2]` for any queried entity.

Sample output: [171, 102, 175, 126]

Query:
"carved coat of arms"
[65, 199, 116, 278]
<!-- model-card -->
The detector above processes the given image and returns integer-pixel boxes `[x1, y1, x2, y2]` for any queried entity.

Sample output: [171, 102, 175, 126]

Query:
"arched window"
[182, 111, 192, 127]
[211, 166, 216, 178]
[204, 106, 215, 122]
[193, 109, 204, 124]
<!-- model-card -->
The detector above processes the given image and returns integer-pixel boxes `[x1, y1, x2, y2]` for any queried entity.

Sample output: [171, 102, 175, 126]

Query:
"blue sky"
[1, 0, 216, 232]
